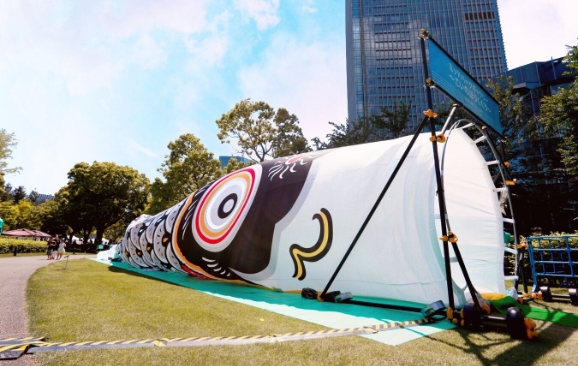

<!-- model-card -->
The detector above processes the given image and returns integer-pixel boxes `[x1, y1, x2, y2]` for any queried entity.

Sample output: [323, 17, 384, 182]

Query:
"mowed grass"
[26, 260, 578, 366]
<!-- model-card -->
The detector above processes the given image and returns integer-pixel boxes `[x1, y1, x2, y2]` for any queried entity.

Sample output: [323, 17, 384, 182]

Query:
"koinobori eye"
[192, 165, 262, 252]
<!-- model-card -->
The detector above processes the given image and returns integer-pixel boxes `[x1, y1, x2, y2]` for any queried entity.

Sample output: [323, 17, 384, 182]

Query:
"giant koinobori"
[119, 131, 507, 306]
[120, 152, 332, 283]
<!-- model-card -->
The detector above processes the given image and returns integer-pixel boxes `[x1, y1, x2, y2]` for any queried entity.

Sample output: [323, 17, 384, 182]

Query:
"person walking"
[47, 237, 58, 260]
[47, 238, 54, 260]
[0, 212, 4, 235]
[56, 238, 66, 260]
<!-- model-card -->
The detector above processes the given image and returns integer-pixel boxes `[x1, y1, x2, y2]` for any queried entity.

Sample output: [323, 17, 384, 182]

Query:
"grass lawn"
[26, 260, 578, 366]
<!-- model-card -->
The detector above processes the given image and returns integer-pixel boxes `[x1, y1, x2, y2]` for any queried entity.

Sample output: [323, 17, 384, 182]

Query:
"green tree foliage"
[37, 198, 70, 235]
[216, 99, 309, 162]
[311, 119, 371, 150]
[484, 43, 578, 233]
[537, 45, 578, 178]
[0, 132, 18, 200]
[0, 176, 12, 202]
[148, 134, 222, 214]
[0, 199, 46, 230]
[28, 190, 40, 204]
[11, 185, 27, 204]
[104, 220, 130, 243]
[0, 201, 17, 231]
[369, 100, 412, 139]
[54, 186, 93, 242]
[65, 162, 149, 244]
[485, 76, 552, 192]
[434, 103, 472, 128]
[0, 129, 22, 175]
[565, 42, 578, 75]
[486, 76, 533, 159]
[222, 157, 251, 175]
[312, 100, 412, 150]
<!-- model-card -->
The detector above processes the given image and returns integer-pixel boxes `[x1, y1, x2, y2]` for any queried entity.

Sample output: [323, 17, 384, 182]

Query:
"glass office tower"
[346, 0, 507, 130]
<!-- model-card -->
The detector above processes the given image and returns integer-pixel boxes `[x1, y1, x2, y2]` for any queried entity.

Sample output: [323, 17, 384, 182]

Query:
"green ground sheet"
[93, 259, 455, 345]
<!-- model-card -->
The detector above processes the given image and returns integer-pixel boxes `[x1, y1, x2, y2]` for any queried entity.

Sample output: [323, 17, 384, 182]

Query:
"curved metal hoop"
[439, 118, 521, 288]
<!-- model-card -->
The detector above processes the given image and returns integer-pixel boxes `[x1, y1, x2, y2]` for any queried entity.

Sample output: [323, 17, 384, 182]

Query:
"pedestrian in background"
[47, 237, 58, 260]
[57, 238, 66, 260]
[47, 238, 54, 259]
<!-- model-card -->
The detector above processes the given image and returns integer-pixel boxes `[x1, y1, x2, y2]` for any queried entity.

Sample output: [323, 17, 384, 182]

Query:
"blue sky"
[1, 0, 577, 195]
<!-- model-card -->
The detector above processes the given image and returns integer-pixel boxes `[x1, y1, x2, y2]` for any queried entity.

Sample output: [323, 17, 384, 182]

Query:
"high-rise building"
[506, 57, 573, 116]
[346, 0, 508, 130]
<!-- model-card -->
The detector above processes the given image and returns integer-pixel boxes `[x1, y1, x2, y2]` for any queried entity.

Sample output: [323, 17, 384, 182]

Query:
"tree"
[28, 190, 40, 204]
[65, 162, 149, 244]
[312, 119, 372, 150]
[37, 198, 70, 236]
[216, 99, 309, 162]
[222, 157, 251, 175]
[486, 76, 533, 160]
[0, 199, 45, 230]
[148, 134, 222, 214]
[11, 185, 27, 204]
[564, 42, 578, 75]
[369, 100, 412, 140]
[313, 100, 413, 150]
[537, 44, 578, 178]
[0, 175, 12, 202]
[104, 220, 130, 243]
[54, 186, 93, 242]
[484, 44, 578, 233]
[0, 129, 22, 175]
[272, 107, 310, 157]
[0, 201, 17, 231]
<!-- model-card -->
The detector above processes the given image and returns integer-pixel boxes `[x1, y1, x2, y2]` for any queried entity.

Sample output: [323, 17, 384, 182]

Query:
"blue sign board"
[428, 41, 502, 135]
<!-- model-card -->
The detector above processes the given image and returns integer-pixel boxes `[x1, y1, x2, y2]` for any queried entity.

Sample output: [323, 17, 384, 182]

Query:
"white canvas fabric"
[121, 129, 505, 307]
[239, 129, 505, 306]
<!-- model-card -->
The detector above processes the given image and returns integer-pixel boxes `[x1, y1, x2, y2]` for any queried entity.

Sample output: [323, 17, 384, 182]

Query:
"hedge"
[0, 238, 47, 254]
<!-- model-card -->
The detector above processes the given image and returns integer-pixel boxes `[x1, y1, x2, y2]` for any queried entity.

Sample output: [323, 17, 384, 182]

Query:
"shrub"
[0, 237, 47, 254]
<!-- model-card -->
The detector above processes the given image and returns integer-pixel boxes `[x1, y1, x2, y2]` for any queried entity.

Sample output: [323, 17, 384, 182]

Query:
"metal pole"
[419, 30, 457, 309]
[320, 116, 430, 299]
[440, 104, 460, 135]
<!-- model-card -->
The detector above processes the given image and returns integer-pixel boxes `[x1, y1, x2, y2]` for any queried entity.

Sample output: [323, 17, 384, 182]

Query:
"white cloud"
[233, 0, 280, 30]
[498, 0, 578, 68]
[0, 1, 223, 94]
[127, 138, 158, 158]
[132, 35, 168, 70]
[237, 32, 347, 142]
[296, 0, 317, 13]
[302, 6, 317, 14]
[185, 32, 231, 66]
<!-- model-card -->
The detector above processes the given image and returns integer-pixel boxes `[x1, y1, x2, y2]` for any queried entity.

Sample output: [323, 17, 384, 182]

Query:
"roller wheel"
[540, 286, 552, 302]
[461, 303, 482, 329]
[506, 307, 529, 339]
[569, 288, 578, 305]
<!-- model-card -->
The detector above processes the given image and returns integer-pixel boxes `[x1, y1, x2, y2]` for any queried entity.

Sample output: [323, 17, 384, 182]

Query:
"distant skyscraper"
[346, 0, 508, 130]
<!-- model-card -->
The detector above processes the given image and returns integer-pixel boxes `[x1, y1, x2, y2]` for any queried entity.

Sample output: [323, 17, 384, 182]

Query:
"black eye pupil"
[218, 193, 238, 219]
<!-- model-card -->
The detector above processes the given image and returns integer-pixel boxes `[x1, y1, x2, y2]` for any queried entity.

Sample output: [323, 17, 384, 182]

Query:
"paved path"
[0, 254, 95, 366]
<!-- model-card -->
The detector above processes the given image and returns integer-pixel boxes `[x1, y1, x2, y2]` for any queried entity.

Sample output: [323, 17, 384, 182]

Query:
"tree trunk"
[95, 226, 104, 245]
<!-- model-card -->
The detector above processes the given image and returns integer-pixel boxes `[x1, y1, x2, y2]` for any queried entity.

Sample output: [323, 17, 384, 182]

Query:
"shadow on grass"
[420, 315, 577, 365]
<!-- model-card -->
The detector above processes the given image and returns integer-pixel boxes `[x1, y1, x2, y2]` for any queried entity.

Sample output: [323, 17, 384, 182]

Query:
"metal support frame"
[420, 31, 480, 309]
[319, 115, 431, 300]
[319, 29, 527, 319]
